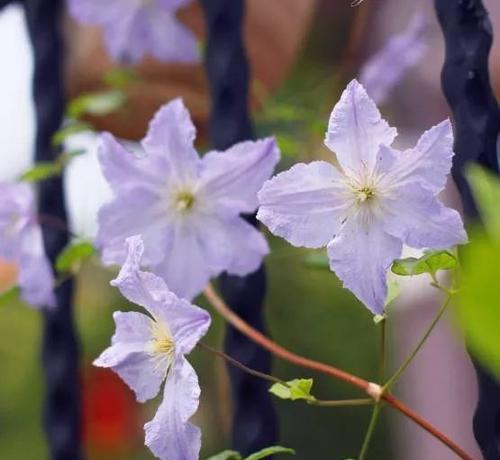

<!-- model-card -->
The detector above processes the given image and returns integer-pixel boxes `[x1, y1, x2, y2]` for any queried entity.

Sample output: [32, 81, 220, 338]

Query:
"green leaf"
[68, 89, 126, 119]
[303, 252, 329, 270]
[56, 241, 95, 274]
[269, 378, 315, 402]
[103, 68, 139, 88]
[455, 232, 500, 378]
[466, 164, 500, 238]
[20, 162, 62, 182]
[384, 279, 400, 308]
[245, 446, 295, 460]
[391, 250, 456, 277]
[52, 121, 92, 146]
[0, 286, 21, 307]
[205, 451, 242, 460]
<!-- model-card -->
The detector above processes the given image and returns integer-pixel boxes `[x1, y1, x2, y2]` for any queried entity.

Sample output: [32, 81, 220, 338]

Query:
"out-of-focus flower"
[0, 182, 55, 308]
[258, 80, 467, 314]
[67, 0, 198, 64]
[96, 98, 280, 300]
[94, 235, 211, 460]
[359, 13, 429, 105]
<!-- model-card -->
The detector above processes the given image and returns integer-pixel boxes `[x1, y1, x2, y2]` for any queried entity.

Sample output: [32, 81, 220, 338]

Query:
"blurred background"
[0, 0, 499, 459]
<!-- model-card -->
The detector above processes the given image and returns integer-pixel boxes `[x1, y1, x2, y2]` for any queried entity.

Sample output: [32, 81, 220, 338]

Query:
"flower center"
[175, 191, 196, 212]
[150, 321, 176, 362]
[355, 186, 376, 203]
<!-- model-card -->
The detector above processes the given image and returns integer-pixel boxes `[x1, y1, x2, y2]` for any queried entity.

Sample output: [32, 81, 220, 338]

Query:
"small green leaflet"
[205, 451, 242, 460]
[269, 378, 316, 402]
[391, 250, 456, 277]
[52, 121, 92, 147]
[68, 89, 126, 119]
[205, 446, 295, 460]
[245, 446, 295, 460]
[56, 241, 96, 274]
[20, 162, 63, 182]
[103, 68, 139, 89]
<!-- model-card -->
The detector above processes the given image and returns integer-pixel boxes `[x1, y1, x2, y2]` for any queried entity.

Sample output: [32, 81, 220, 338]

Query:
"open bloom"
[0, 182, 55, 308]
[96, 98, 280, 300]
[94, 236, 211, 460]
[359, 13, 428, 104]
[68, 0, 198, 64]
[257, 80, 467, 314]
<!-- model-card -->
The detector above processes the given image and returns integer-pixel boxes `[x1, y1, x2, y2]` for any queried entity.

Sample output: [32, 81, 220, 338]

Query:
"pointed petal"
[98, 133, 164, 194]
[112, 236, 211, 352]
[325, 80, 397, 174]
[359, 13, 428, 104]
[257, 161, 350, 248]
[141, 99, 200, 184]
[383, 181, 467, 249]
[327, 218, 402, 314]
[145, 358, 201, 460]
[96, 189, 169, 266]
[200, 137, 280, 214]
[382, 120, 454, 193]
[110, 236, 176, 319]
[93, 311, 165, 402]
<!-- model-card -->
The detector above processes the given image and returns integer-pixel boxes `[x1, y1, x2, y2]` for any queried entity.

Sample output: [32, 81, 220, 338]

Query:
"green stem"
[379, 318, 386, 383]
[383, 290, 453, 392]
[358, 403, 382, 460]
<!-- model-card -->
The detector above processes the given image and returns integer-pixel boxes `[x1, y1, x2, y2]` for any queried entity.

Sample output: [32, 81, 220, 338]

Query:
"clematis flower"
[0, 182, 55, 308]
[257, 80, 467, 314]
[359, 13, 428, 105]
[94, 235, 211, 460]
[96, 98, 280, 300]
[68, 0, 198, 64]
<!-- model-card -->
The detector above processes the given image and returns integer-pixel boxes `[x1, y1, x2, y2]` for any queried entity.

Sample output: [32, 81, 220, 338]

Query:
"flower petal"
[359, 13, 428, 105]
[110, 236, 176, 320]
[141, 99, 200, 184]
[17, 225, 55, 308]
[98, 133, 165, 194]
[324, 79, 397, 175]
[383, 180, 467, 249]
[200, 137, 280, 215]
[93, 311, 165, 402]
[327, 218, 402, 314]
[381, 120, 454, 194]
[112, 236, 212, 352]
[257, 161, 350, 248]
[151, 222, 213, 300]
[96, 189, 169, 266]
[145, 358, 201, 460]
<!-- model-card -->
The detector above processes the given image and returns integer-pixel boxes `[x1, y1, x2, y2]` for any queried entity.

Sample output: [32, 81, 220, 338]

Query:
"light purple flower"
[257, 80, 467, 314]
[0, 182, 55, 308]
[359, 13, 428, 105]
[94, 235, 211, 460]
[96, 98, 280, 300]
[68, 0, 198, 64]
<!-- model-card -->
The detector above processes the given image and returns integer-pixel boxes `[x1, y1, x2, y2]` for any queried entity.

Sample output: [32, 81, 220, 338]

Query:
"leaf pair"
[206, 446, 295, 460]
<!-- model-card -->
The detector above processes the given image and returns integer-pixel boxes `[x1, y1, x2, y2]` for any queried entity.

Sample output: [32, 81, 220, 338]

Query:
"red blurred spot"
[82, 366, 141, 456]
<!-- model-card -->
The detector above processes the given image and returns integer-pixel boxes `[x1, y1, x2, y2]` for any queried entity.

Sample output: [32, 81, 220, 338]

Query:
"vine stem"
[198, 342, 372, 409]
[203, 283, 476, 460]
[383, 291, 453, 392]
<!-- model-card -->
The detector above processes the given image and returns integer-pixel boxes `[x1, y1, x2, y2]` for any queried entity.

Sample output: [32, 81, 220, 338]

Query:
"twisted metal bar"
[435, 1, 500, 459]
[199, 0, 278, 454]
[24, 1, 83, 459]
